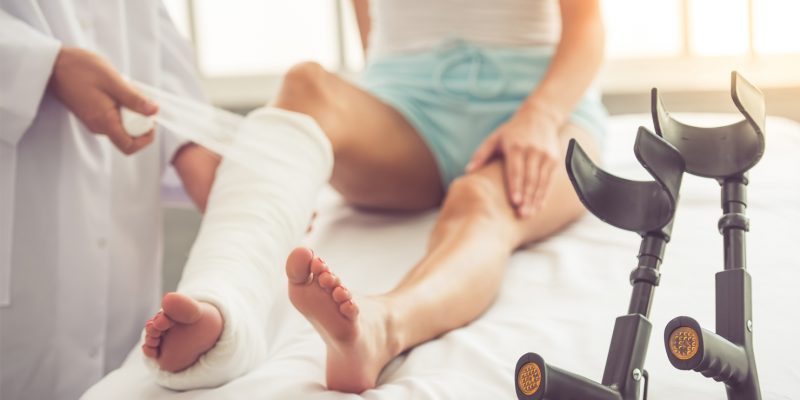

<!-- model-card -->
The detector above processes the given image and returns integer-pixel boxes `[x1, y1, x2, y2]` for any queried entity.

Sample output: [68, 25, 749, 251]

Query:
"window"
[164, 0, 800, 106]
[602, 0, 800, 91]
[603, 0, 684, 58]
[603, 0, 800, 57]
[688, 0, 750, 56]
[163, 0, 362, 74]
[752, 0, 800, 54]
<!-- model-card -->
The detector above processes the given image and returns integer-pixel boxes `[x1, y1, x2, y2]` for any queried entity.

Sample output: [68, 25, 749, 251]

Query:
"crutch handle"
[664, 317, 750, 385]
[516, 353, 623, 400]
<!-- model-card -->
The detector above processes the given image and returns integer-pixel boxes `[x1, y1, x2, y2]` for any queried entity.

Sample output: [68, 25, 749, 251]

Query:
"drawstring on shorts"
[432, 40, 508, 101]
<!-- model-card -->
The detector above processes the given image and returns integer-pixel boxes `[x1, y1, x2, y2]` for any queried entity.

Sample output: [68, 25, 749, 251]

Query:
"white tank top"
[368, 0, 562, 57]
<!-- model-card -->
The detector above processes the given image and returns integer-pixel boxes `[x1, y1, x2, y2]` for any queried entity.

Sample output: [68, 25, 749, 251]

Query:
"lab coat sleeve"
[0, 9, 60, 307]
[0, 9, 61, 146]
[156, 3, 208, 164]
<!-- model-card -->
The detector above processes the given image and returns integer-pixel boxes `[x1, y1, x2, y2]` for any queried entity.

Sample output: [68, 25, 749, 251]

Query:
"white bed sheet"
[84, 114, 800, 399]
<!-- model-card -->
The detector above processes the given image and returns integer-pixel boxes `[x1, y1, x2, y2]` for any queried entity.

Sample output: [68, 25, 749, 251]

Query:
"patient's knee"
[273, 62, 344, 152]
[441, 175, 506, 222]
[274, 62, 329, 113]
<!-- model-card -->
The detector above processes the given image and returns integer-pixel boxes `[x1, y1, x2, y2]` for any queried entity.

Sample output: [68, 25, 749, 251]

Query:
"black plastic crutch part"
[656, 71, 765, 400]
[515, 126, 685, 400]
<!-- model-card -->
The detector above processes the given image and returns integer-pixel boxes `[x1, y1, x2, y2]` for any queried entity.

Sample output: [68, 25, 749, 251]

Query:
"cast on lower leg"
[144, 108, 333, 390]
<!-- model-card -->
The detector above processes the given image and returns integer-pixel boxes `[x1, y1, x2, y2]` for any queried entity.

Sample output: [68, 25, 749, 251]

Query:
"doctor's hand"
[466, 109, 561, 218]
[49, 47, 158, 155]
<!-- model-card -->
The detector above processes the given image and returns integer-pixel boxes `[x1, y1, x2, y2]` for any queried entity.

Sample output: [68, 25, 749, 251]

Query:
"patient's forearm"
[520, 0, 604, 126]
[352, 0, 371, 54]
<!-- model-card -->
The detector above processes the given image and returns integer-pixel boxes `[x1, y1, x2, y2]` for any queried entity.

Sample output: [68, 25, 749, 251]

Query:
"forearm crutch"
[655, 71, 765, 400]
[515, 126, 685, 400]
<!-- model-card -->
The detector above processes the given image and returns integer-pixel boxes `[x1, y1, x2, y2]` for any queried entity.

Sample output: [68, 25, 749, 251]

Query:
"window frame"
[169, 0, 800, 108]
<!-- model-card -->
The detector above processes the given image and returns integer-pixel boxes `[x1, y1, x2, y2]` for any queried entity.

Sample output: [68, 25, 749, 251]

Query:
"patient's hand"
[466, 111, 560, 218]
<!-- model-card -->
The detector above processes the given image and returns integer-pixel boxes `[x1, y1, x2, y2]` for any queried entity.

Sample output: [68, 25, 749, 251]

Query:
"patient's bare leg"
[272, 62, 444, 211]
[287, 124, 598, 393]
[136, 63, 443, 389]
[142, 293, 223, 372]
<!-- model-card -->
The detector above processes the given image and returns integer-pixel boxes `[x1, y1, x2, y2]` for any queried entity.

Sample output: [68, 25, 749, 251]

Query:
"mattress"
[83, 114, 800, 399]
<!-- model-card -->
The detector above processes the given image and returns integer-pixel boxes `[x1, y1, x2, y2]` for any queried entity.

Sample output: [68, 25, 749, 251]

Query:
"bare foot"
[141, 292, 223, 373]
[286, 247, 401, 393]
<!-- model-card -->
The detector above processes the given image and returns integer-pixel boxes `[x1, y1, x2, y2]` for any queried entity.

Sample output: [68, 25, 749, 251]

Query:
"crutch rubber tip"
[515, 353, 544, 399]
[664, 316, 703, 369]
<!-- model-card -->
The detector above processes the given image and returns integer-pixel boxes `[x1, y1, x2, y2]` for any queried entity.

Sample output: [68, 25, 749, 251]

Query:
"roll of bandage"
[131, 82, 242, 157]
[120, 107, 156, 137]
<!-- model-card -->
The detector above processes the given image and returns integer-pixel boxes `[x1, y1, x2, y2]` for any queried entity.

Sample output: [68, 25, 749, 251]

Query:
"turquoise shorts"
[358, 40, 608, 187]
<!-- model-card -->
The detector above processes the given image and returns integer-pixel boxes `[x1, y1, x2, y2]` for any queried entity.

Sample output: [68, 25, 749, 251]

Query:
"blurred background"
[160, 0, 800, 114]
[158, 0, 800, 292]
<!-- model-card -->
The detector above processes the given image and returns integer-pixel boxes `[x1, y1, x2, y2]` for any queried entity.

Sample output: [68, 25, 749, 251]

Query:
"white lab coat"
[0, 1, 204, 398]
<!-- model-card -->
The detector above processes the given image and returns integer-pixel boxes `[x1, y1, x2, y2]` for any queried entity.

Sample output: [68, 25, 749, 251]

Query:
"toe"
[152, 312, 173, 331]
[142, 345, 159, 359]
[162, 292, 202, 325]
[286, 247, 314, 284]
[144, 335, 161, 347]
[310, 256, 328, 275]
[318, 271, 340, 289]
[332, 286, 352, 303]
[339, 300, 359, 320]
[145, 321, 162, 337]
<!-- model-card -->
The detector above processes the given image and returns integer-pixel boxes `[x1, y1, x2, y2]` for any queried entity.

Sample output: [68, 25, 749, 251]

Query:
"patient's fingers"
[524, 155, 547, 216]
[520, 152, 540, 217]
[466, 132, 500, 172]
[532, 160, 556, 213]
[505, 148, 524, 206]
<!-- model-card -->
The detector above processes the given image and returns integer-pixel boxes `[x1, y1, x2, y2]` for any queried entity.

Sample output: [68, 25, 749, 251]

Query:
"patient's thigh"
[273, 62, 444, 211]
